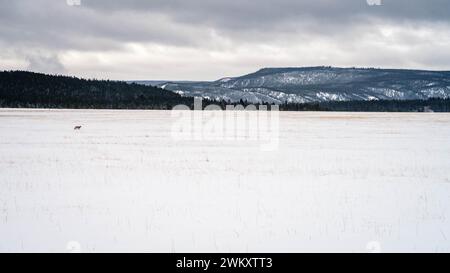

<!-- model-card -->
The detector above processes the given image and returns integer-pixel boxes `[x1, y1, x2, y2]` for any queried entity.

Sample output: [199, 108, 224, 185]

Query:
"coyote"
[74, 126, 82, 130]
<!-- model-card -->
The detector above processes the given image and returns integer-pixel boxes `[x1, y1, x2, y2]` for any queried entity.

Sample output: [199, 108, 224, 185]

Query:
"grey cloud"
[0, 0, 205, 50]
[0, 0, 449, 80]
[82, 0, 450, 27]
[2, 0, 449, 51]
[27, 53, 67, 75]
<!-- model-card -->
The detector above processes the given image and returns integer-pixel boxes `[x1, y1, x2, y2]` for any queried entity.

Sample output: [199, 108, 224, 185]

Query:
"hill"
[0, 71, 196, 109]
[157, 67, 450, 103]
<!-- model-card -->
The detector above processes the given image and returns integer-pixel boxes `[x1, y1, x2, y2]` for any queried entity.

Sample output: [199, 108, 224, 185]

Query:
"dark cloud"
[81, 0, 450, 27]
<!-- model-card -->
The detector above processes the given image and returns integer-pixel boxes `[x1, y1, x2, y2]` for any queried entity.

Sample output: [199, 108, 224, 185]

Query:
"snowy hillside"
[152, 67, 450, 103]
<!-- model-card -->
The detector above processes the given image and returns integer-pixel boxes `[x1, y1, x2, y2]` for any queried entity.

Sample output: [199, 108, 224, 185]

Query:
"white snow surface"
[1, 109, 450, 253]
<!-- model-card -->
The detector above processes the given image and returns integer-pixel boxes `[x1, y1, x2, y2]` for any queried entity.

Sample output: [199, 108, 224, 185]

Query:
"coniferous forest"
[1, 71, 450, 112]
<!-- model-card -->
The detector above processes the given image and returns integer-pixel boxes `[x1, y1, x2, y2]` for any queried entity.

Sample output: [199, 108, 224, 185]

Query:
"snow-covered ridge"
[133, 67, 450, 103]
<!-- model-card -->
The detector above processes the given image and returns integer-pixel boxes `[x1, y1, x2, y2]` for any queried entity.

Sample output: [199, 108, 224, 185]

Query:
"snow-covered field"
[1, 109, 450, 253]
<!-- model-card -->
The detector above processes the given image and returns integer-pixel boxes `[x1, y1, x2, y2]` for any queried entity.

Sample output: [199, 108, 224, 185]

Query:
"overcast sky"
[1, 0, 450, 80]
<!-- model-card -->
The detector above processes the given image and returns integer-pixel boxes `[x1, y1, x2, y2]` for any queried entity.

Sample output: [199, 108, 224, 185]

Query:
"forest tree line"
[1, 71, 449, 112]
